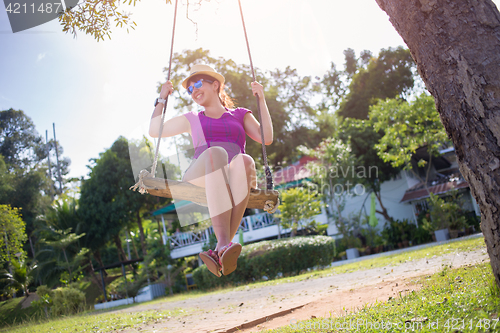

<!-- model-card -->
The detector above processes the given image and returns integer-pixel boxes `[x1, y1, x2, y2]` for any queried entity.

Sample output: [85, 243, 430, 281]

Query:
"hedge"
[192, 236, 335, 290]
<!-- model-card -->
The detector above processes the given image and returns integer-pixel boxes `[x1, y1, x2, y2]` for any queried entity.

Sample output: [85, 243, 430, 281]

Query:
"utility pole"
[53, 123, 63, 193]
[45, 130, 54, 200]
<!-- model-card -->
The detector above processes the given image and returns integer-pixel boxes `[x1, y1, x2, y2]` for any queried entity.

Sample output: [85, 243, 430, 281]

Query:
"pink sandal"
[218, 242, 242, 276]
[199, 249, 222, 277]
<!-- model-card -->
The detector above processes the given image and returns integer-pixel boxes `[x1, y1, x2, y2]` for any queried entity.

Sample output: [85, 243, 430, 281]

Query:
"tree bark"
[93, 250, 105, 275]
[375, 191, 393, 222]
[84, 257, 102, 290]
[374, 0, 500, 286]
[128, 228, 140, 259]
[113, 234, 127, 263]
[136, 211, 147, 257]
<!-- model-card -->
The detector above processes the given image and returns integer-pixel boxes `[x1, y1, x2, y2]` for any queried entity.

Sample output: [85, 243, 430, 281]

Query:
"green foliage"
[0, 259, 36, 297]
[359, 226, 383, 249]
[381, 219, 417, 246]
[201, 233, 217, 252]
[35, 285, 52, 298]
[371, 94, 448, 178]
[32, 284, 86, 317]
[31, 285, 53, 318]
[335, 213, 363, 249]
[0, 296, 40, 326]
[422, 192, 468, 232]
[338, 47, 416, 120]
[0, 109, 69, 234]
[58, 0, 143, 41]
[50, 286, 86, 316]
[35, 198, 90, 287]
[338, 119, 400, 192]
[0, 205, 27, 265]
[412, 224, 433, 245]
[193, 236, 335, 290]
[79, 136, 173, 262]
[380, 218, 432, 247]
[0, 109, 45, 171]
[115, 275, 149, 300]
[277, 187, 322, 237]
[299, 137, 360, 224]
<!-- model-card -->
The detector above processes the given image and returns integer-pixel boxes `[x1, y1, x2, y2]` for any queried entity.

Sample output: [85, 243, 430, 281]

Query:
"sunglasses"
[187, 79, 214, 95]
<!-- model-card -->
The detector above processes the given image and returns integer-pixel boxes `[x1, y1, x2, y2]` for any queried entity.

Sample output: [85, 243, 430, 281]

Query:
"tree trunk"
[128, 228, 140, 259]
[113, 234, 127, 263]
[93, 250, 105, 275]
[84, 257, 102, 290]
[375, 191, 393, 221]
[136, 211, 147, 257]
[156, 218, 163, 244]
[374, 0, 500, 286]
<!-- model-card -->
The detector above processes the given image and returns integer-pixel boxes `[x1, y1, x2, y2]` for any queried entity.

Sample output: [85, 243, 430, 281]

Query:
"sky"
[1, 0, 499, 180]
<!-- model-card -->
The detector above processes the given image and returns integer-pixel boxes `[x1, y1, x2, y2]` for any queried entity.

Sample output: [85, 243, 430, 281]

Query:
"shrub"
[35, 285, 52, 298]
[193, 236, 335, 290]
[51, 286, 86, 316]
[381, 219, 417, 247]
[32, 285, 86, 317]
[422, 192, 468, 231]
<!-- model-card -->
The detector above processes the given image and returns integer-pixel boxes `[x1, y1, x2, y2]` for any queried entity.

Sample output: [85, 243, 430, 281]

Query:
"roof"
[272, 156, 316, 186]
[151, 200, 194, 216]
[400, 179, 469, 203]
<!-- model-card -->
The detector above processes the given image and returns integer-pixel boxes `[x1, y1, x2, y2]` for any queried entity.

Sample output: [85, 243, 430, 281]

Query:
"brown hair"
[218, 84, 235, 109]
[189, 74, 234, 109]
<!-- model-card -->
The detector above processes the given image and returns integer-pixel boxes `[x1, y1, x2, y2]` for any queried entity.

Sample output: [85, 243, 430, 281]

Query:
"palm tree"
[0, 259, 37, 297]
[43, 228, 85, 277]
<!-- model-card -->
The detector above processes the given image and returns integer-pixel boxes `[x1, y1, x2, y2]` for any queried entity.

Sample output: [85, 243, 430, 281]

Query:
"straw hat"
[181, 64, 225, 89]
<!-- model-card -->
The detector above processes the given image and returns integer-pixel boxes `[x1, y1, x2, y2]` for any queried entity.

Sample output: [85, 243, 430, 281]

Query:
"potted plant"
[336, 214, 363, 260]
[422, 192, 467, 242]
[344, 236, 362, 260]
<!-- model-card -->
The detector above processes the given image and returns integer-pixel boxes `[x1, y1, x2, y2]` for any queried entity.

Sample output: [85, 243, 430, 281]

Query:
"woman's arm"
[149, 81, 191, 138]
[243, 81, 273, 145]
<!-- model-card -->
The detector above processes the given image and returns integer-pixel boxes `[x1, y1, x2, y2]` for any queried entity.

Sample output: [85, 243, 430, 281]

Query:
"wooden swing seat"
[141, 177, 279, 210]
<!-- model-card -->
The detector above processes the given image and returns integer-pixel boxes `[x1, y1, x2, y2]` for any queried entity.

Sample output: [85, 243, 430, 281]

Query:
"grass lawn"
[0, 235, 490, 332]
[268, 262, 500, 332]
[0, 297, 39, 327]
[0, 308, 188, 333]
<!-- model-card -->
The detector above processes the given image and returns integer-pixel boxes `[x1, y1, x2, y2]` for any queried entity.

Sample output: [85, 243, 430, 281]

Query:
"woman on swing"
[149, 64, 273, 277]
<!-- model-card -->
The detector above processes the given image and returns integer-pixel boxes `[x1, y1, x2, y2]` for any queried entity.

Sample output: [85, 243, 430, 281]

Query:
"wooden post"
[99, 269, 107, 302]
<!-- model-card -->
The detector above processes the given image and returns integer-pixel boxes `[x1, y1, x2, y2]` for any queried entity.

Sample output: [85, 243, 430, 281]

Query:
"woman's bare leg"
[182, 147, 233, 251]
[227, 154, 256, 239]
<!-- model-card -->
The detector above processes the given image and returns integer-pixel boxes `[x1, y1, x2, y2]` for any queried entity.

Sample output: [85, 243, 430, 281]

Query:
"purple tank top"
[184, 107, 252, 162]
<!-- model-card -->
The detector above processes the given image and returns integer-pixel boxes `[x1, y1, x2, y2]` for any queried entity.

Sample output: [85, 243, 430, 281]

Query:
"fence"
[168, 212, 277, 249]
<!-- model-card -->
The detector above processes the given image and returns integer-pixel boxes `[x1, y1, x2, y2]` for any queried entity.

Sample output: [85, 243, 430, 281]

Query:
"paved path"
[117, 235, 488, 333]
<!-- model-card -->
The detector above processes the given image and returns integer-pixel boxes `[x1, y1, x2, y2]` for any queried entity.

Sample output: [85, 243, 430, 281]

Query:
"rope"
[130, 0, 179, 193]
[238, 0, 274, 191]
[151, 0, 179, 178]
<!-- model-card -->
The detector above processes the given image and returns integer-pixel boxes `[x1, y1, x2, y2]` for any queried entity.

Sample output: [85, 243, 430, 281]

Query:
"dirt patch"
[234, 278, 420, 333]
[117, 248, 488, 333]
